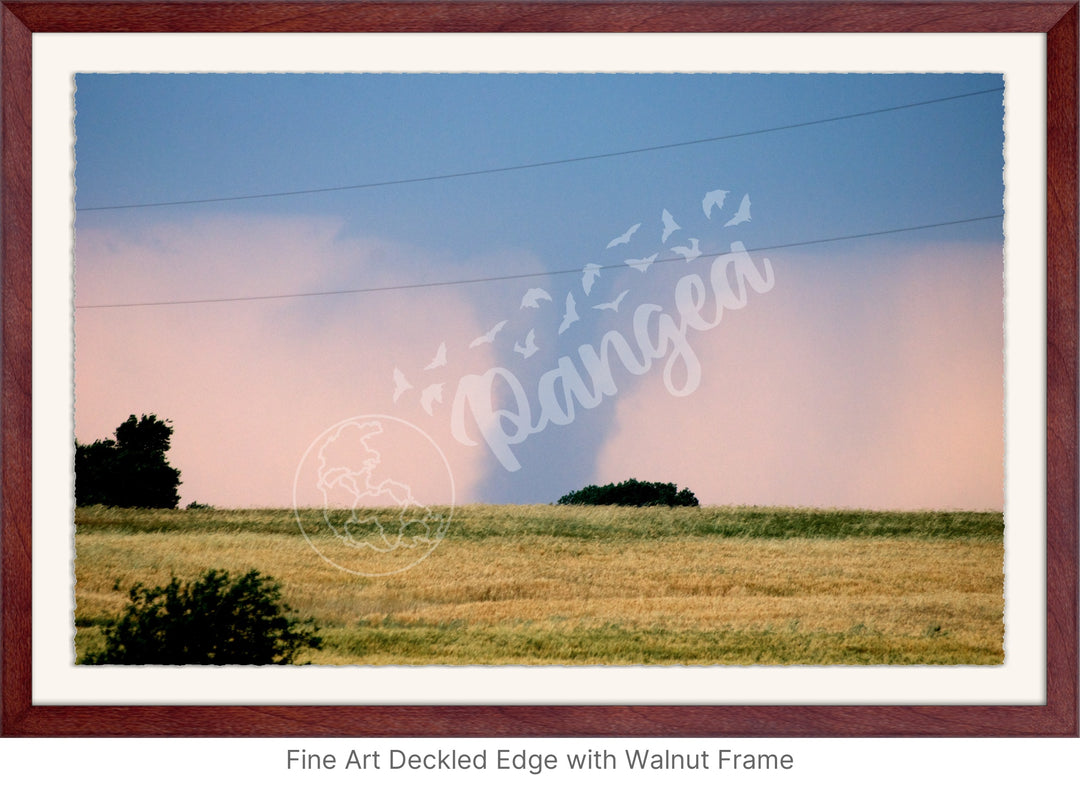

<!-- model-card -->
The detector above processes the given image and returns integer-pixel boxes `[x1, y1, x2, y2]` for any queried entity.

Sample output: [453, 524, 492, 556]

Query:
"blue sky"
[74, 72, 1005, 508]
[76, 73, 1004, 250]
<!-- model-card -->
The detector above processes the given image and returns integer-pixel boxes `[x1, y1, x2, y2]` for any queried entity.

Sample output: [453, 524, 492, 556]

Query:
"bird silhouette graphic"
[671, 238, 701, 264]
[606, 222, 641, 249]
[724, 194, 751, 227]
[593, 289, 629, 312]
[514, 329, 539, 358]
[420, 383, 444, 416]
[423, 341, 447, 370]
[469, 319, 508, 348]
[558, 292, 579, 334]
[661, 209, 681, 243]
[703, 189, 729, 219]
[626, 253, 657, 273]
[521, 287, 553, 309]
[392, 368, 413, 403]
[581, 263, 602, 296]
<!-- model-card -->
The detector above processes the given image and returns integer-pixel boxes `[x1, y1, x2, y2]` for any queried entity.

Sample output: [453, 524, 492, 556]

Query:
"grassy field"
[74, 504, 1004, 665]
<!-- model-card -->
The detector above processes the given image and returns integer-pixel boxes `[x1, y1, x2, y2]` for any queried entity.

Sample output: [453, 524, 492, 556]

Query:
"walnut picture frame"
[1, 1, 1076, 737]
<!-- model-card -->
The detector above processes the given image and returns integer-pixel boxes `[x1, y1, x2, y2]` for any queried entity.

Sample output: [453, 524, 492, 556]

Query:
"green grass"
[314, 621, 1000, 665]
[76, 503, 1004, 541]
[74, 504, 1005, 666]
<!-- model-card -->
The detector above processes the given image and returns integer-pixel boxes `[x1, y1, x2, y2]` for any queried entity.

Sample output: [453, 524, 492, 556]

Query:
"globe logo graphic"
[293, 415, 454, 576]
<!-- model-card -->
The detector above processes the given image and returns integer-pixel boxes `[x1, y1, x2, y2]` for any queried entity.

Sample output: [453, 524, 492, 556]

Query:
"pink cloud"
[75, 216, 497, 507]
[594, 241, 1004, 510]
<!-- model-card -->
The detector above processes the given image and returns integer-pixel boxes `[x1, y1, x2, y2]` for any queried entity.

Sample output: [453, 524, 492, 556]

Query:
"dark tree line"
[558, 478, 699, 507]
[76, 414, 182, 509]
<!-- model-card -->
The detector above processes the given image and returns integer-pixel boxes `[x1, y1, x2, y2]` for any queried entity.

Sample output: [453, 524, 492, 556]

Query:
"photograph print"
[72, 72, 1005, 667]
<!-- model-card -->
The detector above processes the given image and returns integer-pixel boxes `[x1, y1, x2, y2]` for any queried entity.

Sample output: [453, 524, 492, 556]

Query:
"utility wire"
[78, 87, 1003, 212]
[75, 212, 1004, 309]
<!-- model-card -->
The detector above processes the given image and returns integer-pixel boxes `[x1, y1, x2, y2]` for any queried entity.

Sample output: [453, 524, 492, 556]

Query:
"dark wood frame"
[2, 1, 1076, 737]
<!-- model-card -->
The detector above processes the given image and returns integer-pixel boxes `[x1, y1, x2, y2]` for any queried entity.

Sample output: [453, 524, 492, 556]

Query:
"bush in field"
[84, 568, 321, 665]
[557, 478, 699, 507]
[75, 413, 182, 509]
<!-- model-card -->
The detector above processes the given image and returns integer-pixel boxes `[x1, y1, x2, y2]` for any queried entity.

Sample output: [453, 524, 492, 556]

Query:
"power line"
[75, 212, 1003, 309]
[78, 87, 1003, 212]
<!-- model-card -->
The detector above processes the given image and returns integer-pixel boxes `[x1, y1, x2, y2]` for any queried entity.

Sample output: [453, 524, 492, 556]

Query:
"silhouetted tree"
[75, 414, 182, 508]
[557, 478, 699, 507]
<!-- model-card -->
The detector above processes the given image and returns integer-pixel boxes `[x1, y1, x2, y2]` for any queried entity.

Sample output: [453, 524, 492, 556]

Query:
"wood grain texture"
[2, 1, 1076, 33]
[1, 1, 33, 738]
[1045, 1, 1079, 740]
[1, 0, 1076, 737]
[4, 702, 1078, 737]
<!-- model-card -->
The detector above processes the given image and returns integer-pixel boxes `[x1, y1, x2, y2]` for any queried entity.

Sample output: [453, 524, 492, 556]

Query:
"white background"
[2, 737, 1077, 790]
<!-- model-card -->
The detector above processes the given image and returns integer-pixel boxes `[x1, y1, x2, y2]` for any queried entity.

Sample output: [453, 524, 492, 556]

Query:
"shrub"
[557, 478, 699, 507]
[84, 568, 321, 665]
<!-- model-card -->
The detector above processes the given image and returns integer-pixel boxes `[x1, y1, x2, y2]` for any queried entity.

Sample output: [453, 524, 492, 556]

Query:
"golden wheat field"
[74, 504, 1004, 665]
